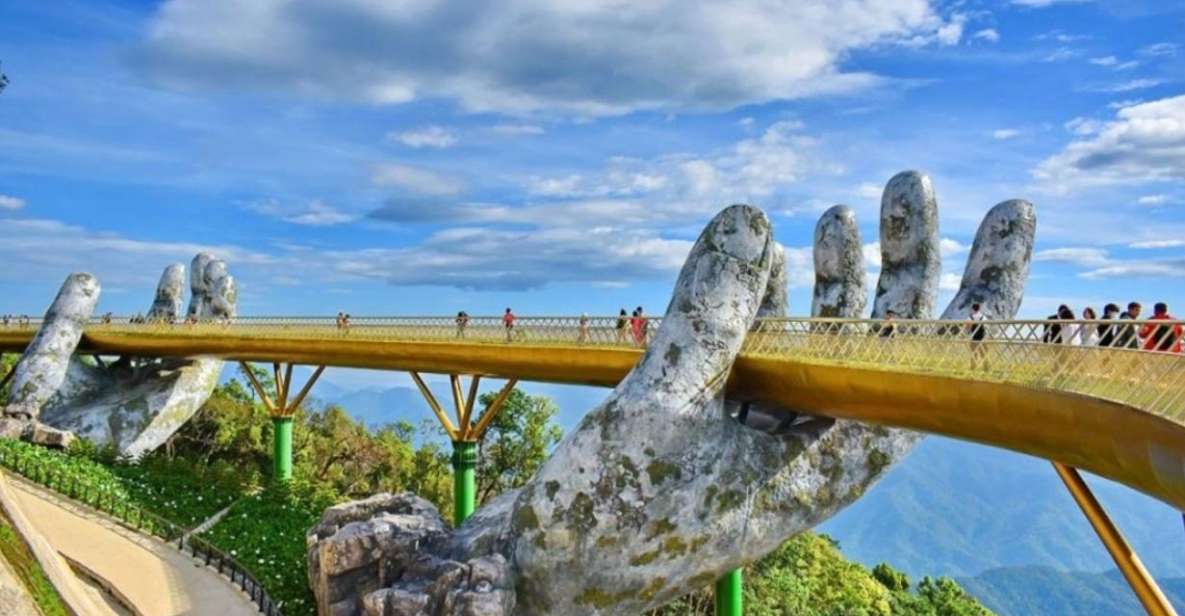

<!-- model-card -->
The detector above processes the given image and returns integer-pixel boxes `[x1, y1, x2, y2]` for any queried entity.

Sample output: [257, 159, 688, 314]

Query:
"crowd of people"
[0, 315, 31, 327]
[1042, 301, 1183, 353]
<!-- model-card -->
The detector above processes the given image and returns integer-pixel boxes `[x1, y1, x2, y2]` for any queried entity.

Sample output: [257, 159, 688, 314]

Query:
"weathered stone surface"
[3, 273, 99, 421]
[311, 177, 1037, 615]
[147, 264, 185, 320]
[941, 199, 1036, 320]
[6, 256, 236, 456]
[873, 171, 941, 319]
[812, 205, 866, 318]
[307, 493, 515, 616]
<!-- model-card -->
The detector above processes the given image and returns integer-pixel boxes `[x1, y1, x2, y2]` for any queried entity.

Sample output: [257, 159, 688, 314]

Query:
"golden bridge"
[2, 315, 1184, 614]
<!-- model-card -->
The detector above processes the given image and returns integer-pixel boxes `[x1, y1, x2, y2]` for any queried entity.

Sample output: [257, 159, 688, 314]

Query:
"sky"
[2, 0, 1185, 337]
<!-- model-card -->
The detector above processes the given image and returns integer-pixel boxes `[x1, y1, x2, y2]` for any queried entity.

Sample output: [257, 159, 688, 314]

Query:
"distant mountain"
[957, 566, 1185, 616]
[820, 437, 1185, 579]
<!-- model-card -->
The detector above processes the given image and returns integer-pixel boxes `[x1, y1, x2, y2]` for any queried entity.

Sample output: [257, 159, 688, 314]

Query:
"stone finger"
[940, 199, 1036, 319]
[872, 171, 940, 319]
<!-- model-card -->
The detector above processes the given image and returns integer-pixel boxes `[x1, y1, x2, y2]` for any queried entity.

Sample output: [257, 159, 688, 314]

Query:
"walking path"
[5, 473, 258, 616]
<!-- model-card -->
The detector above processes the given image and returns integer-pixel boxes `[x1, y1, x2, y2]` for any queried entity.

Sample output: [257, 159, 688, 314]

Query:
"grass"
[199, 482, 333, 616]
[0, 508, 69, 616]
[0, 439, 246, 527]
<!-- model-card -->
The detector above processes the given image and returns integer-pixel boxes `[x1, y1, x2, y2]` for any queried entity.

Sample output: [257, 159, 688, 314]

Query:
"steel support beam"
[1053, 461, 1177, 616]
[239, 361, 324, 483]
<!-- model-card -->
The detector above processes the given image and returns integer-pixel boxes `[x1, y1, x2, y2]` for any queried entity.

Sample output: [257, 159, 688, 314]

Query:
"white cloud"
[863, 242, 882, 268]
[1090, 56, 1118, 67]
[1137, 194, 1169, 206]
[1139, 43, 1178, 57]
[1042, 47, 1080, 63]
[1130, 239, 1185, 249]
[1080, 259, 1185, 280]
[940, 238, 968, 256]
[390, 125, 457, 149]
[283, 201, 354, 226]
[1034, 247, 1110, 267]
[992, 128, 1021, 140]
[1094, 78, 1164, 93]
[1035, 95, 1185, 191]
[855, 183, 882, 200]
[135, 0, 967, 116]
[1063, 116, 1102, 135]
[939, 272, 961, 291]
[248, 199, 355, 225]
[372, 163, 463, 195]
[1108, 99, 1143, 110]
[972, 28, 999, 43]
[0, 195, 25, 210]
[490, 124, 544, 136]
[528, 175, 584, 197]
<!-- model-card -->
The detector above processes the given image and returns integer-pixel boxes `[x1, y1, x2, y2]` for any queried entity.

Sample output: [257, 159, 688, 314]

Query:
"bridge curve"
[2, 315, 1183, 512]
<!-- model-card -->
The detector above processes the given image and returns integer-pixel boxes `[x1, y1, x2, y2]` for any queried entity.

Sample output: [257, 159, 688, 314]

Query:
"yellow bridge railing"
[4, 315, 1184, 424]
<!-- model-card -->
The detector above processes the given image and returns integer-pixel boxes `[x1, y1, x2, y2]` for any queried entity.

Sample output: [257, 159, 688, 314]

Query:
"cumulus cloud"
[1034, 94, 1185, 191]
[391, 125, 457, 149]
[0, 195, 25, 210]
[134, 0, 965, 116]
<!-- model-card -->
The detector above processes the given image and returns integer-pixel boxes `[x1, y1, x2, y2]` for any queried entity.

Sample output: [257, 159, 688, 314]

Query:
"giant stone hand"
[1, 253, 236, 455]
[307, 171, 1036, 615]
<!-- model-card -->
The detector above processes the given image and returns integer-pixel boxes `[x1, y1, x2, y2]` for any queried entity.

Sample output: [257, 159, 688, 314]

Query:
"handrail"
[0, 446, 283, 616]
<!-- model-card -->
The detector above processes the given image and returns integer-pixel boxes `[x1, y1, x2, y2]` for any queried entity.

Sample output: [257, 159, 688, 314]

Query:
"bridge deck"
[2, 316, 1184, 511]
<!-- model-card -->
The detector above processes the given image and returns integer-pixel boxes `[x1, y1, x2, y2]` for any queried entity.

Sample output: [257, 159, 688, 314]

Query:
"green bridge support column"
[272, 416, 294, 482]
[452, 441, 478, 525]
[715, 569, 743, 616]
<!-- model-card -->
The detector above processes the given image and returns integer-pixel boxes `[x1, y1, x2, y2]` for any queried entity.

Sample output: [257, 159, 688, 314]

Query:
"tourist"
[1116, 302, 1142, 349]
[1061, 306, 1081, 346]
[578, 313, 590, 344]
[1080, 307, 1100, 346]
[503, 307, 516, 342]
[336, 311, 344, 330]
[638, 307, 650, 345]
[2, 315, 9, 327]
[879, 310, 897, 338]
[968, 303, 989, 369]
[631, 306, 649, 347]
[1042, 304, 1070, 344]
[615, 309, 629, 345]
[1098, 303, 1120, 347]
[456, 311, 469, 339]
[1139, 302, 1183, 353]
[342, 313, 351, 332]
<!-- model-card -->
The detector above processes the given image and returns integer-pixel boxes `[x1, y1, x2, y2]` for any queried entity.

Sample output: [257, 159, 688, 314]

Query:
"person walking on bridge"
[615, 309, 629, 345]
[578, 313, 590, 344]
[503, 308, 516, 343]
[456, 311, 469, 339]
[968, 303, 989, 370]
[1139, 302, 1183, 353]
[1098, 303, 1120, 347]
[1116, 302, 1142, 349]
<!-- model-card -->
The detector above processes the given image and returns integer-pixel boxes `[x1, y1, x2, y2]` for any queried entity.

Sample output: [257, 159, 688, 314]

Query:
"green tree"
[475, 387, 563, 504]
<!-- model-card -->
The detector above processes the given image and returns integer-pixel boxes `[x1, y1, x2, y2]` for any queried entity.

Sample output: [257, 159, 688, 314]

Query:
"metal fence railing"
[0, 447, 283, 615]
[3, 314, 1185, 423]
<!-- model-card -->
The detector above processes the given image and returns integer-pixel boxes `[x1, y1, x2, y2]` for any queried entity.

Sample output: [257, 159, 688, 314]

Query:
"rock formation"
[307, 171, 1038, 615]
[2, 253, 235, 455]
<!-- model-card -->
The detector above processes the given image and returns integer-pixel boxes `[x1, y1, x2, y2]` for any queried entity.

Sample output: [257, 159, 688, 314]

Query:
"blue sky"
[2, 0, 1184, 332]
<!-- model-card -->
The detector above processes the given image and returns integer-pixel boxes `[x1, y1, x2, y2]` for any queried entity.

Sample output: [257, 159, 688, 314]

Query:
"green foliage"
[0, 509, 69, 616]
[0, 352, 17, 406]
[476, 387, 564, 504]
[649, 533, 991, 616]
[199, 482, 334, 615]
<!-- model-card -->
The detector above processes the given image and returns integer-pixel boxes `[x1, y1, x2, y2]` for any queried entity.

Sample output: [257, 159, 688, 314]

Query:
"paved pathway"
[6, 474, 258, 616]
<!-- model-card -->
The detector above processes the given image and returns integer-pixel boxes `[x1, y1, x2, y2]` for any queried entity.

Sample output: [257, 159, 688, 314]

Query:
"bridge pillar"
[239, 362, 324, 483]
[451, 441, 478, 525]
[410, 372, 517, 525]
[715, 569, 743, 616]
